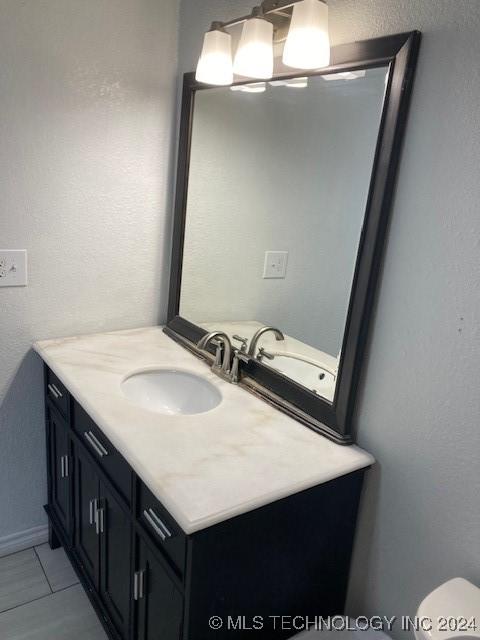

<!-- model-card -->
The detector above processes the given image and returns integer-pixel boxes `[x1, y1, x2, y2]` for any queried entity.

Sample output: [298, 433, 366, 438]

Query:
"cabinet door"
[99, 482, 132, 640]
[135, 536, 183, 640]
[48, 407, 71, 536]
[73, 443, 100, 588]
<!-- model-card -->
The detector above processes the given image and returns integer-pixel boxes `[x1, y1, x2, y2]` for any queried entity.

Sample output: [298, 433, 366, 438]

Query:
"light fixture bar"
[215, 0, 326, 31]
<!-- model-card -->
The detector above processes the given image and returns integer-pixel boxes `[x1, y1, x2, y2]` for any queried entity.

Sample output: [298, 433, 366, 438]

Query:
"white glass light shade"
[283, 0, 330, 70]
[233, 18, 274, 80]
[196, 29, 233, 85]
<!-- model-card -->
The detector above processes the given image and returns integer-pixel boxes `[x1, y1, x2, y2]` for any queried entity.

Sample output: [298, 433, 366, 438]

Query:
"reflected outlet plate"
[0, 250, 28, 287]
[263, 250, 288, 279]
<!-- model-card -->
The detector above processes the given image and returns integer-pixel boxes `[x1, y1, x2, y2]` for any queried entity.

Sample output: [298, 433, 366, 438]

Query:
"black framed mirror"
[165, 31, 421, 445]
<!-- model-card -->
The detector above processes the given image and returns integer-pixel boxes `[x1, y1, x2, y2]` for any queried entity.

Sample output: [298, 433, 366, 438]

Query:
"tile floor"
[0, 544, 107, 639]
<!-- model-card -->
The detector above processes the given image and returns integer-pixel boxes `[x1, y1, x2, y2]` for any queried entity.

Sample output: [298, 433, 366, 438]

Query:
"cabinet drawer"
[138, 482, 186, 578]
[73, 403, 132, 506]
[46, 369, 70, 419]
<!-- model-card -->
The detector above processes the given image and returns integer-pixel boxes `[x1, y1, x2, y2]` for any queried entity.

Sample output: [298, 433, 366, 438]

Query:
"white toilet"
[295, 578, 480, 640]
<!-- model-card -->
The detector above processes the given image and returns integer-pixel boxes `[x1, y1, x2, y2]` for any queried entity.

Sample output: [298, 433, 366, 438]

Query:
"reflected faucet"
[196, 332, 232, 378]
[257, 347, 275, 362]
[248, 326, 285, 357]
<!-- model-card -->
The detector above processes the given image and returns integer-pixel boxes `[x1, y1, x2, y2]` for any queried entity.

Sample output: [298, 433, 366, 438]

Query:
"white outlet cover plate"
[263, 251, 288, 279]
[0, 250, 28, 287]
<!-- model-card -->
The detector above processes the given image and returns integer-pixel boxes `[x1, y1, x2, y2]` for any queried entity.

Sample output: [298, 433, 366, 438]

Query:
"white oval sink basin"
[121, 369, 222, 416]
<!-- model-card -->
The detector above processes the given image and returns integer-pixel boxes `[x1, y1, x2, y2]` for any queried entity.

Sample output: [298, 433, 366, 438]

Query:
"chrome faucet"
[197, 331, 253, 384]
[196, 327, 284, 384]
[248, 326, 285, 357]
[196, 332, 232, 379]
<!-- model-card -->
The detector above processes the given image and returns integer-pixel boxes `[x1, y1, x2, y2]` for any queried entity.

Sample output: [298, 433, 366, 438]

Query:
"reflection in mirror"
[180, 67, 389, 402]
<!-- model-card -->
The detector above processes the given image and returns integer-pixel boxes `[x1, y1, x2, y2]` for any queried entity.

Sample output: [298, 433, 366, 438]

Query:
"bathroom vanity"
[35, 327, 373, 640]
[34, 29, 420, 640]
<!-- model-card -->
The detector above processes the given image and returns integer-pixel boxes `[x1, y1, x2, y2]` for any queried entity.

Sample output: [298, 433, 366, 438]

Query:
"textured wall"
[178, 0, 480, 632]
[0, 0, 179, 540]
[180, 73, 386, 356]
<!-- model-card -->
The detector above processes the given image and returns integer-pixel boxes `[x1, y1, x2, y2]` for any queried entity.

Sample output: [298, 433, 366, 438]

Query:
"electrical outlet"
[263, 251, 288, 279]
[0, 250, 28, 287]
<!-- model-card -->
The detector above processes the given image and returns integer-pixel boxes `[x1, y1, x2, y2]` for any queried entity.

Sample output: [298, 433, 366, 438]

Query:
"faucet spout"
[196, 331, 232, 374]
[248, 326, 285, 357]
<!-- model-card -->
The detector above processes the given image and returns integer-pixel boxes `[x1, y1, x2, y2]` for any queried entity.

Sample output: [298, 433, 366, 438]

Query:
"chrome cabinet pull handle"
[133, 569, 146, 601]
[51, 383, 63, 398]
[150, 508, 172, 539]
[59, 455, 69, 479]
[88, 431, 108, 456]
[95, 505, 105, 535]
[133, 572, 139, 601]
[84, 432, 103, 457]
[48, 384, 60, 399]
[143, 509, 172, 541]
[138, 569, 145, 599]
[143, 510, 164, 539]
[94, 507, 99, 534]
[84, 431, 108, 458]
[89, 499, 98, 526]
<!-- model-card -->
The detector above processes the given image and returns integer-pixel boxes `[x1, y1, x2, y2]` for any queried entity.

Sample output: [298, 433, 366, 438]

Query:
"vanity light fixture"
[195, 22, 233, 86]
[195, 0, 331, 85]
[283, 0, 330, 69]
[233, 7, 274, 80]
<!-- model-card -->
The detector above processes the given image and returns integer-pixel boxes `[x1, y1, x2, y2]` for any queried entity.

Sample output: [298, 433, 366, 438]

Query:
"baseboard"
[0, 524, 49, 558]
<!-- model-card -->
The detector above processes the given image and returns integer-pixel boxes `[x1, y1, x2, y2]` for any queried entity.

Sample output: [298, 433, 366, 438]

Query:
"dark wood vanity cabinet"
[43, 365, 367, 640]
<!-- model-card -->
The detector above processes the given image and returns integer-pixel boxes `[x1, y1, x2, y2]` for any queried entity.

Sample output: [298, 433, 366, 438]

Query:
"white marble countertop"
[34, 326, 374, 534]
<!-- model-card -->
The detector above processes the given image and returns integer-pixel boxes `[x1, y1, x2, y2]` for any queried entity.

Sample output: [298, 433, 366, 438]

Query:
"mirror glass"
[179, 67, 389, 402]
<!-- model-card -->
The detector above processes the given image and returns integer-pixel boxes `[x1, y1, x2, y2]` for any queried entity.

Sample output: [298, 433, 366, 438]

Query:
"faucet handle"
[232, 335, 248, 352]
[234, 349, 250, 364]
[257, 347, 274, 362]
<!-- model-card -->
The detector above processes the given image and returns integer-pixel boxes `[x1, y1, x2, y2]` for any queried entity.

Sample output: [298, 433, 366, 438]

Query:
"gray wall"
[0, 0, 178, 541]
[180, 73, 386, 356]
[178, 0, 480, 632]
